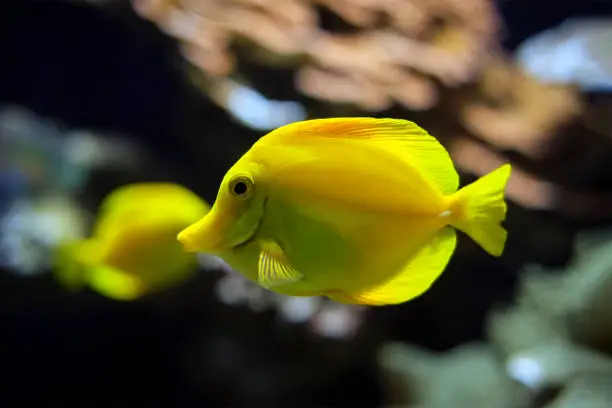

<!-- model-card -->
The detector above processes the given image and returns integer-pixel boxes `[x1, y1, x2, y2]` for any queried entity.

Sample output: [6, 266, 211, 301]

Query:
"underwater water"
[3, 0, 612, 407]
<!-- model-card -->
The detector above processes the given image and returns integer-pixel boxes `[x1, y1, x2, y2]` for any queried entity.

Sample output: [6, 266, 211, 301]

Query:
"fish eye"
[229, 176, 254, 200]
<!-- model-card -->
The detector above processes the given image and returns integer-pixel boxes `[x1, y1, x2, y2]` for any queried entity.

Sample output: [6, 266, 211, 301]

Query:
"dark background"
[1, 0, 612, 406]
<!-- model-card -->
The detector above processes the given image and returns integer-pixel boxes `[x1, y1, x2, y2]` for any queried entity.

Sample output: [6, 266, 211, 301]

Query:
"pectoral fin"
[258, 240, 303, 289]
[346, 227, 457, 306]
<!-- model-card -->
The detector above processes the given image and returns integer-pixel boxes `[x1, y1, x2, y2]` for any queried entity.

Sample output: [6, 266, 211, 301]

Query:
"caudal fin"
[449, 164, 511, 257]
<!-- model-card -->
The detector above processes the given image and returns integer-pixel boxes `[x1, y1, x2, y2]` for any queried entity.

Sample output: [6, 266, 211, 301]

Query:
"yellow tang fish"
[177, 118, 511, 306]
[55, 182, 210, 301]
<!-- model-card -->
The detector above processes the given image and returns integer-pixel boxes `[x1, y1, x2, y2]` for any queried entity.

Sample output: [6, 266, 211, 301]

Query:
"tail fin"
[53, 240, 95, 291]
[449, 164, 511, 257]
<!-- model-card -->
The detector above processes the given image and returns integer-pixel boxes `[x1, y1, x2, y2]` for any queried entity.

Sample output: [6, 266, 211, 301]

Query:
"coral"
[130, 0, 499, 111]
[490, 227, 612, 356]
[448, 52, 589, 216]
[486, 227, 612, 404]
[379, 342, 530, 408]
[542, 375, 612, 408]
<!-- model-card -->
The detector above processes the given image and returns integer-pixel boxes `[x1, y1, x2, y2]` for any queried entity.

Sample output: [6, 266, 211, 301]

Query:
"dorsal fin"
[262, 117, 459, 195]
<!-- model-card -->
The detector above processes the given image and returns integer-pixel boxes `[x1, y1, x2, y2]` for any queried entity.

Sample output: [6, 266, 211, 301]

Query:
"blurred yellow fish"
[177, 118, 511, 306]
[55, 183, 210, 301]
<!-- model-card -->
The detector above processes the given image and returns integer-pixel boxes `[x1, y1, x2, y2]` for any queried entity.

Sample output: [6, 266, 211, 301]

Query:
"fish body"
[178, 118, 511, 306]
[55, 183, 209, 300]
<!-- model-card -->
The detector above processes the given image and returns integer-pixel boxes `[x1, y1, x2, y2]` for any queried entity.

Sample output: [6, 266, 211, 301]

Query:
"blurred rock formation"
[379, 342, 530, 408]
[130, 0, 500, 112]
[489, 227, 612, 406]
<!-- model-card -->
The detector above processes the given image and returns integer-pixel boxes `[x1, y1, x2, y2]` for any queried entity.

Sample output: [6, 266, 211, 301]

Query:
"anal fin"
[348, 227, 457, 306]
[258, 239, 303, 289]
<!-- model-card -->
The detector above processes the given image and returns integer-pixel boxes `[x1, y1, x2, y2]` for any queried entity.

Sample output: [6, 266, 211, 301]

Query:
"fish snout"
[176, 211, 228, 253]
[177, 229, 202, 253]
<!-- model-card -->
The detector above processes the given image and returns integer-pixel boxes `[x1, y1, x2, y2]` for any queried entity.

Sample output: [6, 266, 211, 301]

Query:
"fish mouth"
[231, 198, 267, 250]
